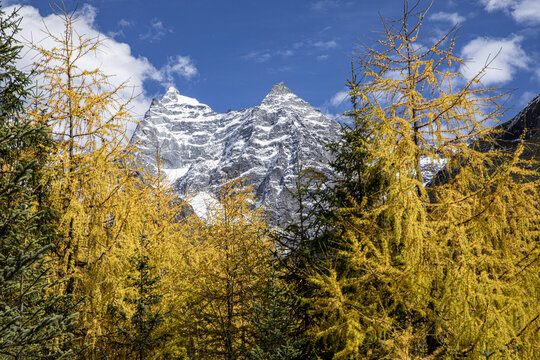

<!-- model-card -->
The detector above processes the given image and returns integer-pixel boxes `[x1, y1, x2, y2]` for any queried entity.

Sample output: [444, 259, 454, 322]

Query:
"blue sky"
[5, 0, 540, 121]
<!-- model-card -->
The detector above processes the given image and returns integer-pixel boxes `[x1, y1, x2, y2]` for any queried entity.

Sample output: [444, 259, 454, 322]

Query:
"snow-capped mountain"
[131, 82, 341, 223]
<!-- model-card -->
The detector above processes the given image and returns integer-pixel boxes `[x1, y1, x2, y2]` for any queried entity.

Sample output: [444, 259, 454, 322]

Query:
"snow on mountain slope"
[131, 82, 341, 223]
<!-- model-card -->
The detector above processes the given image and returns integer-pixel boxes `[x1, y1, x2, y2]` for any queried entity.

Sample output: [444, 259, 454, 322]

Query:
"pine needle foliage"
[0, 4, 77, 358]
[105, 234, 169, 360]
[173, 180, 274, 360]
[26, 3, 182, 357]
[307, 1, 540, 359]
[248, 264, 303, 360]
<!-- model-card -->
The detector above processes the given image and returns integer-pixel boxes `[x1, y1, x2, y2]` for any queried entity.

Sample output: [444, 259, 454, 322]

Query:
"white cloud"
[317, 54, 329, 61]
[292, 39, 339, 51]
[311, 0, 341, 12]
[512, 0, 540, 24]
[6, 5, 197, 125]
[517, 91, 536, 107]
[2, 0, 30, 5]
[480, 0, 540, 24]
[156, 55, 198, 86]
[278, 49, 294, 57]
[480, 0, 515, 12]
[108, 18, 133, 38]
[460, 35, 529, 85]
[243, 49, 296, 63]
[318, 90, 350, 120]
[385, 70, 404, 81]
[429, 11, 466, 25]
[242, 50, 272, 63]
[140, 17, 173, 42]
[118, 18, 132, 27]
[243, 39, 337, 63]
[313, 40, 338, 49]
[330, 91, 349, 107]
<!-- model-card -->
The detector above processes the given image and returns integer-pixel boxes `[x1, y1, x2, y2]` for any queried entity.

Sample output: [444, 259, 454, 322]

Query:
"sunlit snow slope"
[131, 82, 341, 223]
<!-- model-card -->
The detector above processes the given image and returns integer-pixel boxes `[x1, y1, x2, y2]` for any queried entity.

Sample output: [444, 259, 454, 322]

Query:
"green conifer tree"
[0, 4, 77, 359]
[278, 65, 389, 359]
[105, 234, 168, 360]
[248, 265, 303, 360]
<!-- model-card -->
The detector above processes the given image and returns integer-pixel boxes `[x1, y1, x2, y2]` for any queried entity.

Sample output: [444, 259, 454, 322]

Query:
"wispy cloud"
[108, 18, 133, 38]
[293, 38, 339, 50]
[313, 40, 338, 49]
[242, 50, 272, 63]
[460, 35, 530, 85]
[512, 0, 540, 24]
[241, 35, 338, 64]
[241, 49, 299, 63]
[480, 0, 515, 12]
[140, 17, 173, 42]
[517, 91, 537, 107]
[311, 0, 341, 12]
[268, 66, 293, 74]
[7, 4, 197, 123]
[317, 54, 329, 61]
[330, 91, 349, 107]
[156, 55, 198, 86]
[480, 0, 540, 24]
[429, 11, 466, 25]
[277, 49, 294, 57]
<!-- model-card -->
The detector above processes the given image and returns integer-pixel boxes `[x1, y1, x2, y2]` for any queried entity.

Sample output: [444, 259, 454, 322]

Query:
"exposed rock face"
[429, 92, 540, 186]
[496, 94, 540, 161]
[499, 94, 540, 143]
[131, 83, 341, 224]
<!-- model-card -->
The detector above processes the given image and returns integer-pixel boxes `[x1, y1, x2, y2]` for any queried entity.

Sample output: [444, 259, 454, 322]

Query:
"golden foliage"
[309, 2, 540, 359]
[161, 179, 274, 359]
[26, 4, 182, 357]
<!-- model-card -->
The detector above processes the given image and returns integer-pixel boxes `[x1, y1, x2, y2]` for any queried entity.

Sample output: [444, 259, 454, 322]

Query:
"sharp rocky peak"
[131, 81, 340, 225]
[268, 82, 292, 96]
[497, 91, 540, 143]
[160, 86, 205, 107]
[261, 82, 304, 107]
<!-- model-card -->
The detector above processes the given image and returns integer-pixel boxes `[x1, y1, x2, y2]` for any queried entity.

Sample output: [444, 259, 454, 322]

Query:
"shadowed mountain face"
[429, 92, 540, 186]
[497, 94, 540, 159]
[131, 82, 341, 224]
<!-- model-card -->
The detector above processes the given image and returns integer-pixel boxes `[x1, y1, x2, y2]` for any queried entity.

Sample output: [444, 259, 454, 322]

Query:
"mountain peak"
[268, 82, 292, 96]
[161, 86, 203, 107]
[132, 82, 340, 225]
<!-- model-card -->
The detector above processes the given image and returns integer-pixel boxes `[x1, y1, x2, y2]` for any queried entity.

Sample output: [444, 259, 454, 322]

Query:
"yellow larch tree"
[164, 179, 274, 360]
[307, 1, 539, 359]
[97, 160, 187, 360]
[26, 4, 183, 357]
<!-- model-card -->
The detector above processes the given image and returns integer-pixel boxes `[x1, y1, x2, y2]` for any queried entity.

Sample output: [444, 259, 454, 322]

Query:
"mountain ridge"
[131, 82, 341, 223]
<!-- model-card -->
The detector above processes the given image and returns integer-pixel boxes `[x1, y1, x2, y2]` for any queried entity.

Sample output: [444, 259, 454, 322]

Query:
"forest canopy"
[0, 1, 538, 359]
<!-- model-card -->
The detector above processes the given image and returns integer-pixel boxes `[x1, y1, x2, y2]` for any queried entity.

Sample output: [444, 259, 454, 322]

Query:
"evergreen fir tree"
[105, 234, 168, 360]
[278, 65, 389, 359]
[248, 265, 303, 360]
[0, 4, 77, 359]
